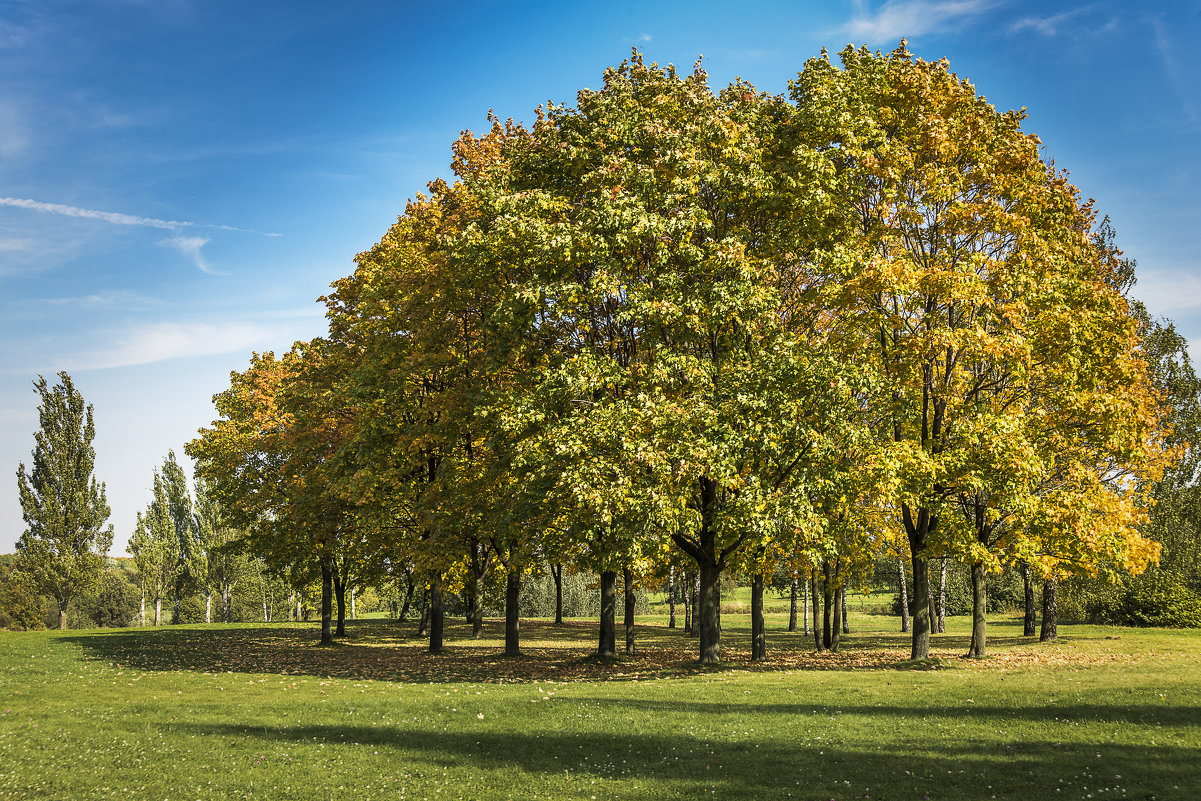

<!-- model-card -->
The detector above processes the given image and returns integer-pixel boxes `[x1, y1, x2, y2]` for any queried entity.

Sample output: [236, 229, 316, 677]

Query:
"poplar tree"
[15, 372, 113, 630]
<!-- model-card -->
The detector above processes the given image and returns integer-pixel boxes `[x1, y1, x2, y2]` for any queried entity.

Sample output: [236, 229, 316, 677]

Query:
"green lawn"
[1, 608, 1198, 800]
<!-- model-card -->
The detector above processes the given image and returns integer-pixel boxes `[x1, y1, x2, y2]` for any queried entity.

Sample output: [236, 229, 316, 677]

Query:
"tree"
[128, 468, 181, 625]
[15, 372, 113, 630]
[193, 475, 251, 623]
[790, 44, 1169, 659]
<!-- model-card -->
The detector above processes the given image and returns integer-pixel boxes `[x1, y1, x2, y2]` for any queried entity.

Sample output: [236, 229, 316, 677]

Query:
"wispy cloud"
[1133, 269, 1201, 316]
[0, 196, 281, 236]
[63, 316, 323, 371]
[0, 196, 192, 230]
[1149, 15, 1200, 126]
[1011, 8, 1087, 36]
[42, 289, 164, 310]
[161, 235, 226, 276]
[635, 33, 652, 43]
[841, 0, 997, 42]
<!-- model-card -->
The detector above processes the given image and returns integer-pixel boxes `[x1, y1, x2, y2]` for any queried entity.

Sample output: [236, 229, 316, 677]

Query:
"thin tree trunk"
[399, 575, 415, 622]
[967, 560, 987, 658]
[682, 569, 692, 634]
[319, 554, 334, 646]
[788, 578, 798, 633]
[58, 601, 68, 631]
[751, 573, 766, 661]
[803, 576, 810, 635]
[139, 591, 146, 627]
[822, 562, 833, 650]
[351, 588, 356, 621]
[898, 556, 910, 633]
[1022, 561, 1037, 636]
[811, 569, 823, 652]
[693, 571, 701, 636]
[1040, 577, 1058, 642]
[668, 566, 677, 629]
[938, 557, 948, 633]
[830, 585, 842, 652]
[205, 593, 212, 624]
[223, 588, 232, 623]
[623, 567, 636, 655]
[154, 596, 162, 627]
[841, 586, 850, 634]
[598, 569, 617, 658]
[333, 569, 346, 637]
[428, 575, 444, 653]
[417, 587, 430, 636]
[504, 569, 521, 657]
[552, 563, 564, 625]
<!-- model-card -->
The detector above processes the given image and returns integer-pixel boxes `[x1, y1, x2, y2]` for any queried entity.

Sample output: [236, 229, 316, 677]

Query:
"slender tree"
[15, 373, 113, 630]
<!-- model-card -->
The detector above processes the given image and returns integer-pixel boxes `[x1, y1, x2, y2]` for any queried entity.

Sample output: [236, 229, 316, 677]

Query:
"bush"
[173, 594, 207, 624]
[1117, 575, 1201, 628]
[90, 570, 139, 628]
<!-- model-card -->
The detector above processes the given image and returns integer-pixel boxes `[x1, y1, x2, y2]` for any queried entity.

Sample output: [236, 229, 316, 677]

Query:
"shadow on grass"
[60, 617, 1102, 684]
[185, 720, 1200, 799]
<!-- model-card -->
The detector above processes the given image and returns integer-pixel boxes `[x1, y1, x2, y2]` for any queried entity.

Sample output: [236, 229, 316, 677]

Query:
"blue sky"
[3, 0, 1199, 555]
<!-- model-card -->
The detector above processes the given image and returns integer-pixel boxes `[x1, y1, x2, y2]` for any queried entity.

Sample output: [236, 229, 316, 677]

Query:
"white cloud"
[161, 234, 225, 275]
[841, 0, 997, 42]
[64, 317, 321, 371]
[636, 33, 652, 43]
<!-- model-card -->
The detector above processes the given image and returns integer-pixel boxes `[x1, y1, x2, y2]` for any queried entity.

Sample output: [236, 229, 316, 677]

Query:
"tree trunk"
[898, 556, 910, 633]
[1022, 561, 1037, 636]
[417, 586, 429, 636]
[937, 557, 948, 634]
[686, 566, 696, 634]
[623, 567, 636, 656]
[1040, 576, 1058, 642]
[693, 571, 702, 638]
[504, 569, 521, 657]
[788, 578, 798, 633]
[552, 563, 564, 625]
[428, 575, 444, 653]
[811, 569, 824, 652]
[351, 588, 356, 621]
[803, 576, 810, 635]
[205, 593, 212, 624]
[909, 552, 933, 659]
[967, 560, 987, 658]
[154, 596, 162, 627]
[223, 588, 232, 623]
[830, 585, 842, 652]
[319, 554, 334, 646]
[697, 561, 721, 663]
[139, 591, 146, 627]
[822, 562, 833, 650]
[598, 569, 617, 658]
[58, 600, 68, 631]
[841, 586, 850, 634]
[399, 575, 415, 622]
[751, 573, 766, 661]
[668, 566, 677, 629]
[333, 568, 347, 637]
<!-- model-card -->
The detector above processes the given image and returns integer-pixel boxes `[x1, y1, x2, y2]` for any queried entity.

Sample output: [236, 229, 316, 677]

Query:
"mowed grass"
[1, 605, 1199, 801]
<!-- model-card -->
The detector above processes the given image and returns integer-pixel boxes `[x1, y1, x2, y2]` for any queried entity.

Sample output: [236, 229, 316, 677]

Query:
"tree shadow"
[183, 719, 1200, 799]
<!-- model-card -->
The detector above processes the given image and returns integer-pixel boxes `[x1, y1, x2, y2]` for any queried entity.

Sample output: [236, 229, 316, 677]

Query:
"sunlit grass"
[0, 608, 1198, 800]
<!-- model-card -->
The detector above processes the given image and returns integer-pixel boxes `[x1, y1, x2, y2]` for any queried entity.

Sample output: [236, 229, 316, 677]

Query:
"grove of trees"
[182, 46, 1182, 663]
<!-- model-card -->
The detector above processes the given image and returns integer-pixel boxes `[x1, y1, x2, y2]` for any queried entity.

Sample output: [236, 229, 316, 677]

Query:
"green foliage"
[87, 567, 140, 628]
[173, 594, 207, 625]
[0, 555, 47, 631]
[1118, 574, 1201, 628]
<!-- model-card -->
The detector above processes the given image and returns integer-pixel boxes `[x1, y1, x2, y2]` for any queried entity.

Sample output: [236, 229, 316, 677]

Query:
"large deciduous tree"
[15, 372, 113, 630]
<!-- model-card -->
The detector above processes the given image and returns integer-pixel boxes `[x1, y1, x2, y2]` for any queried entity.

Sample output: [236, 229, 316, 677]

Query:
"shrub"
[1117, 574, 1201, 628]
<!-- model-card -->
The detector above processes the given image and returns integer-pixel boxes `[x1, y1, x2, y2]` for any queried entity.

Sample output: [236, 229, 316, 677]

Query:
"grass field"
[1, 604, 1198, 800]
